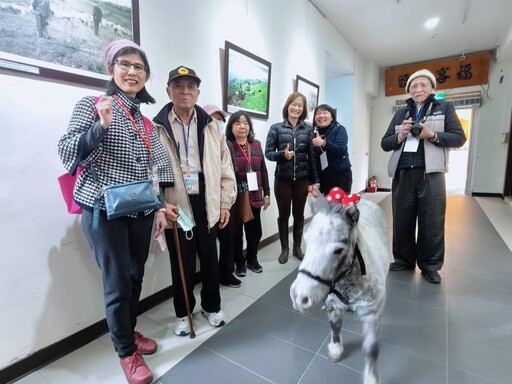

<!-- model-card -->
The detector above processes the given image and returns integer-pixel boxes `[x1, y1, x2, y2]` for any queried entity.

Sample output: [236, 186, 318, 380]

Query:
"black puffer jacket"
[265, 120, 319, 183]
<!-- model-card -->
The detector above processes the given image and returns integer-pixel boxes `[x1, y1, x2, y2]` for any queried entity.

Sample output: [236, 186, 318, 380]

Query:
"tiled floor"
[16, 193, 512, 384]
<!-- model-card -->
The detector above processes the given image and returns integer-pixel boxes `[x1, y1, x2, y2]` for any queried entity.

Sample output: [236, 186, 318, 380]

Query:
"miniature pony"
[290, 189, 389, 384]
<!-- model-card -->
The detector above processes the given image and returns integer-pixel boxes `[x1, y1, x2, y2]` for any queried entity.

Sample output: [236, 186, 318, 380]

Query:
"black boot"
[292, 219, 305, 261]
[277, 218, 289, 264]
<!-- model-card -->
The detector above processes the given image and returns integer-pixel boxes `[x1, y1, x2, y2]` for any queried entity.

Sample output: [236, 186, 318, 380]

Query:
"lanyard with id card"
[320, 150, 328, 170]
[183, 166, 200, 194]
[238, 142, 258, 191]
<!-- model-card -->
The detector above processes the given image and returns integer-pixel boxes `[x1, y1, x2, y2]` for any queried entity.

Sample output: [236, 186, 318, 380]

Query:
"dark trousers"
[81, 210, 154, 358]
[391, 169, 446, 271]
[234, 205, 262, 264]
[164, 181, 221, 318]
[274, 177, 309, 223]
[320, 168, 352, 195]
[217, 207, 236, 280]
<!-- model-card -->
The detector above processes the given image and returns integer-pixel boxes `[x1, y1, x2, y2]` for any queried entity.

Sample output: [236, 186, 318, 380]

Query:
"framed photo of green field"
[295, 75, 319, 123]
[223, 41, 272, 120]
[0, 0, 140, 88]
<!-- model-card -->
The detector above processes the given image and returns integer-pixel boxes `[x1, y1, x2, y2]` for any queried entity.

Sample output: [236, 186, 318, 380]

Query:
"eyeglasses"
[115, 60, 147, 73]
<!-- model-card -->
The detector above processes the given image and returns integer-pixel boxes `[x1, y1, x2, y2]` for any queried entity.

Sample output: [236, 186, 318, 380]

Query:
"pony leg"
[326, 306, 344, 362]
[362, 319, 380, 384]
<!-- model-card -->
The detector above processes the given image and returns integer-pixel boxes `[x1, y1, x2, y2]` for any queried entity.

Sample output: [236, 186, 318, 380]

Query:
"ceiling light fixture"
[425, 17, 439, 29]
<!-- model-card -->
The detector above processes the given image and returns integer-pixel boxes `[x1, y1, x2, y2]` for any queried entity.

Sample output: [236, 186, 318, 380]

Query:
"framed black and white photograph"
[295, 75, 320, 123]
[0, 0, 140, 88]
[223, 40, 272, 120]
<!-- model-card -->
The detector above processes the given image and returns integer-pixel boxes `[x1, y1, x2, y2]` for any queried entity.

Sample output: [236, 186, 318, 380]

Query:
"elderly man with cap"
[58, 40, 175, 384]
[153, 66, 236, 335]
[381, 69, 466, 284]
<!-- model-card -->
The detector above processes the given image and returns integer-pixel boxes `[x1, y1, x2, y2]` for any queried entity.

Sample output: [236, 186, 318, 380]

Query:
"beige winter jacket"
[153, 104, 236, 229]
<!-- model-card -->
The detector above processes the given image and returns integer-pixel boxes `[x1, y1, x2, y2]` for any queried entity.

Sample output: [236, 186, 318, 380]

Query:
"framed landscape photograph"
[0, 0, 140, 88]
[295, 75, 320, 123]
[223, 40, 272, 120]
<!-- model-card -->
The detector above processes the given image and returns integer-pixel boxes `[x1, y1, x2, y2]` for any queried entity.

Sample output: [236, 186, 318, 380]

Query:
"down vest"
[265, 120, 319, 183]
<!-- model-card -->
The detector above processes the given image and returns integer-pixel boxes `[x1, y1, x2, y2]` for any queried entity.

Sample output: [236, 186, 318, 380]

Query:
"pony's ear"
[344, 205, 360, 225]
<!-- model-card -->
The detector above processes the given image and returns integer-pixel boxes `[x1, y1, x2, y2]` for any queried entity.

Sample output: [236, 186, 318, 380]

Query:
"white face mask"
[215, 119, 225, 133]
[177, 206, 194, 239]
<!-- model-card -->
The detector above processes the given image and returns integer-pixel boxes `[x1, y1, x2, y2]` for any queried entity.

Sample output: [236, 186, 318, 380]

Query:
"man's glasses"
[115, 60, 146, 73]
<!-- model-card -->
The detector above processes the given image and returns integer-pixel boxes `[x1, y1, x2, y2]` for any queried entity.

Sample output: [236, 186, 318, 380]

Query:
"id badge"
[247, 171, 258, 191]
[183, 167, 200, 194]
[403, 135, 420, 152]
[148, 163, 160, 195]
[320, 151, 328, 170]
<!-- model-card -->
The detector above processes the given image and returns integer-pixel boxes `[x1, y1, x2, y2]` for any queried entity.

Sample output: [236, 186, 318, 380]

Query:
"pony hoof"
[327, 342, 343, 362]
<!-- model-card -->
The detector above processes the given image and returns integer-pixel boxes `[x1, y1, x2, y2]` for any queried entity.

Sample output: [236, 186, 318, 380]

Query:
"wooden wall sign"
[384, 52, 491, 97]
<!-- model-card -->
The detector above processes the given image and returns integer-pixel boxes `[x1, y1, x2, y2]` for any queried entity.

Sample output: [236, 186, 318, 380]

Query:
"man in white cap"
[381, 69, 466, 284]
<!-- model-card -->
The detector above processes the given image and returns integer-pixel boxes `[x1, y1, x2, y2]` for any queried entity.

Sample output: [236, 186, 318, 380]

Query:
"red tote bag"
[58, 165, 84, 214]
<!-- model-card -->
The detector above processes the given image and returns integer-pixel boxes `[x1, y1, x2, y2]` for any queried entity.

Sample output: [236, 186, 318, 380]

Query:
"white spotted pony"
[290, 187, 389, 384]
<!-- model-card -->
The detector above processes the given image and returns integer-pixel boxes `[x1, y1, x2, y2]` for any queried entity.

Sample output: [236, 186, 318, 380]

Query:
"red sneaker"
[120, 351, 153, 384]
[134, 331, 158, 355]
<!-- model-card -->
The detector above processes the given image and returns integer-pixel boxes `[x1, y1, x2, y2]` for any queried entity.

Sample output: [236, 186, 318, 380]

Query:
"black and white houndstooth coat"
[58, 91, 174, 213]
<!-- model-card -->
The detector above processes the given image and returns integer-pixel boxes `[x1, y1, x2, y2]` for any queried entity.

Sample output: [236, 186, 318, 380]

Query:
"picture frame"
[295, 75, 320, 123]
[0, 0, 140, 88]
[223, 41, 272, 120]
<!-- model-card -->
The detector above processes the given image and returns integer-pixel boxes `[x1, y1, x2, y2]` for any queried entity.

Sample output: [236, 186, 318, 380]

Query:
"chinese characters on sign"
[384, 52, 491, 96]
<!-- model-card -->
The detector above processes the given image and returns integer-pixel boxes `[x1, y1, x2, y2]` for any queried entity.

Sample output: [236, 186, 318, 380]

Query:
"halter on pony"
[298, 187, 366, 305]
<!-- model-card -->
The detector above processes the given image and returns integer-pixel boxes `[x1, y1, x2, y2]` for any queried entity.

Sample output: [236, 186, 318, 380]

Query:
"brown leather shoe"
[120, 351, 153, 384]
[134, 331, 157, 355]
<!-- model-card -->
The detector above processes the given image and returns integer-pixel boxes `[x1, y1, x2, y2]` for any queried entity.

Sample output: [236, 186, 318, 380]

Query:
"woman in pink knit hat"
[58, 40, 176, 384]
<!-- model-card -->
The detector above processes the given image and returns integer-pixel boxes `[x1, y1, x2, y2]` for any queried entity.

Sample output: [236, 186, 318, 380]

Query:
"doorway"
[445, 108, 472, 194]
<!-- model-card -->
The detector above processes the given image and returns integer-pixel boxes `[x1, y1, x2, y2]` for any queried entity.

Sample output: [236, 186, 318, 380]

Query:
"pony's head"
[290, 192, 361, 313]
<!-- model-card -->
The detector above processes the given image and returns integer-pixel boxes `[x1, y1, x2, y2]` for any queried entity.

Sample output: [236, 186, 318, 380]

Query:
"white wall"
[0, 0, 374, 370]
[369, 60, 512, 193]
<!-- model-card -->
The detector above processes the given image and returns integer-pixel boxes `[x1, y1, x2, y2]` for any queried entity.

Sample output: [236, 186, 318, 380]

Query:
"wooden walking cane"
[172, 222, 196, 339]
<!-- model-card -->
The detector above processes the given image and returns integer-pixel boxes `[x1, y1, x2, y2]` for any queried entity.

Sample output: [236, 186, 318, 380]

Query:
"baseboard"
[0, 276, 201, 384]
[471, 192, 504, 199]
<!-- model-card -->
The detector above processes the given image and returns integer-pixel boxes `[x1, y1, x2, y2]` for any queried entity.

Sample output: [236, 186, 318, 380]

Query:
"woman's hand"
[284, 143, 295, 160]
[262, 196, 270, 210]
[96, 96, 113, 130]
[312, 131, 326, 147]
[154, 210, 167, 236]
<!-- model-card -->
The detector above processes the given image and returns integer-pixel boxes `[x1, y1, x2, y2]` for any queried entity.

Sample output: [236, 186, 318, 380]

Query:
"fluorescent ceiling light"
[425, 17, 439, 29]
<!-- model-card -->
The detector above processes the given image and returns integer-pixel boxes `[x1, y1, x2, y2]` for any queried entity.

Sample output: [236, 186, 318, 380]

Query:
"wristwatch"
[264, 195, 270, 199]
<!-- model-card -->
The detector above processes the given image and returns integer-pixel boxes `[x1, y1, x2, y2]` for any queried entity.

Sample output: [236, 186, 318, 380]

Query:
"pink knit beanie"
[104, 39, 144, 67]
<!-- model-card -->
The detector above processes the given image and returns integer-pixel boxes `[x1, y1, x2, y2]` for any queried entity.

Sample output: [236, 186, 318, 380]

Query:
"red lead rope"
[113, 95, 152, 158]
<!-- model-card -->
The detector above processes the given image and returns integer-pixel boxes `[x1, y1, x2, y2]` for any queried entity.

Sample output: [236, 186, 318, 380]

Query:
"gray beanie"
[406, 69, 436, 92]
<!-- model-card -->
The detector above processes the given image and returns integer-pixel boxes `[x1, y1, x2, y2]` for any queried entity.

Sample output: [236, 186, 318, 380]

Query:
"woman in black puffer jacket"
[265, 92, 319, 264]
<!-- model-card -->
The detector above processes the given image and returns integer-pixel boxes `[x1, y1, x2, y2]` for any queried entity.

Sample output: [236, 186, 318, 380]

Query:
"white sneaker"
[201, 310, 226, 327]
[174, 317, 190, 336]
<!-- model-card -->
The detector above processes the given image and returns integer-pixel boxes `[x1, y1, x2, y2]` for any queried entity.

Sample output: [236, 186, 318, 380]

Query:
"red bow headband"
[325, 187, 361, 207]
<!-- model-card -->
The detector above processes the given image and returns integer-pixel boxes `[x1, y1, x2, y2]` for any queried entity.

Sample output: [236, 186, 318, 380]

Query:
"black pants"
[217, 206, 236, 280]
[164, 181, 221, 318]
[391, 169, 446, 271]
[81, 210, 154, 358]
[320, 168, 352, 195]
[274, 177, 309, 223]
[234, 205, 262, 264]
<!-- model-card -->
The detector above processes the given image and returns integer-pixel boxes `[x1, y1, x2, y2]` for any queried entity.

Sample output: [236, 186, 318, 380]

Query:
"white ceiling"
[311, 0, 512, 75]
